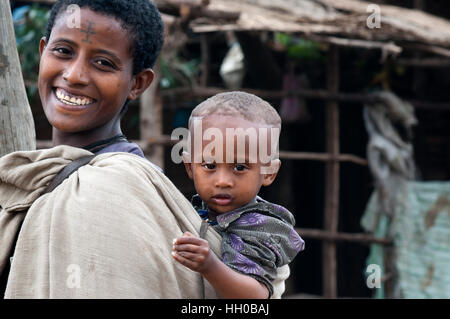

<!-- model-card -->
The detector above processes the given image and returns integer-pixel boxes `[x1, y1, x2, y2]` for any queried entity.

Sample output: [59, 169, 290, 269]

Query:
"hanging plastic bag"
[219, 42, 245, 90]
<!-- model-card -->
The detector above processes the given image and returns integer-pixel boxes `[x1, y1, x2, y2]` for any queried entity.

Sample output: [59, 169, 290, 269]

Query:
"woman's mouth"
[211, 194, 233, 206]
[54, 87, 95, 106]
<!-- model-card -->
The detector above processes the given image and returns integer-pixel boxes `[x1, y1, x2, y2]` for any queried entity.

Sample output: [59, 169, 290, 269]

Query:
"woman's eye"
[95, 59, 114, 68]
[53, 47, 71, 55]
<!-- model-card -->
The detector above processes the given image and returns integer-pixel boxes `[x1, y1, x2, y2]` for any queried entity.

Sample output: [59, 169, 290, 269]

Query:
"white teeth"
[55, 88, 93, 106]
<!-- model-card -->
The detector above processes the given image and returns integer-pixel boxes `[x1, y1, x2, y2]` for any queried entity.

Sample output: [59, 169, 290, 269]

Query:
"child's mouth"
[54, 87, 96, 107]
[211, 194, 233, 206]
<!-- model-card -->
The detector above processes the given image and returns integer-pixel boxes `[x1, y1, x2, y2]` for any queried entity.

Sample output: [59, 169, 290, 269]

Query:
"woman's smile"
[54, 87, 96, 107]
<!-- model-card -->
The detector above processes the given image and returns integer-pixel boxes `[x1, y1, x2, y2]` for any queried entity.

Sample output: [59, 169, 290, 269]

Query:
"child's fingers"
[173, 251, 205, 263]
[171, 251, 198, 269]
[174, 235, 207, 246]
[173, 243, 208, 255]
[183, 231, 194, 237]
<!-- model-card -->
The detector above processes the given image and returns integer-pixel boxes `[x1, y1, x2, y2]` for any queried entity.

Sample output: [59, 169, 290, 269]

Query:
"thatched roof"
[184, 0, 450, 56]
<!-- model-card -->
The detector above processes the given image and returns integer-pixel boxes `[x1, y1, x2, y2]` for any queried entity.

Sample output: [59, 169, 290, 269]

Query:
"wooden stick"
[295, 228, 392, 246]
[161, 86, 450, 110]
[403, 43, 450, 58]
[307, 34, 402, 55]
[394, 58, 450, 68]
[200, 34, 210, 87]
[0, 0, 36, 156]
[20, 0, 56, 3]
[140, 60, 165, 169]
[36, 139, 368, 166]
[158, 0, 209, 7]
[322, 45, 340, 299]
[278, 151, 367, 166]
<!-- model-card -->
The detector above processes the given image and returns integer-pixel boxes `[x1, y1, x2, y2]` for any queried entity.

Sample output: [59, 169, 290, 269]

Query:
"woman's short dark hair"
[45, 0, 164, 75]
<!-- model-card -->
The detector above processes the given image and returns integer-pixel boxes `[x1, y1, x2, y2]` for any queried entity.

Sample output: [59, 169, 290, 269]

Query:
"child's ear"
[262, 159, 281, 186]
[128, 68, 155, 100]
[182, 151, 193, 180]
[39, 37, 46, 57]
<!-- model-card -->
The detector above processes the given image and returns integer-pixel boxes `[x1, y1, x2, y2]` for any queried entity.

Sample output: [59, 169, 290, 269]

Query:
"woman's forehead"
[52, 7, 132, 55]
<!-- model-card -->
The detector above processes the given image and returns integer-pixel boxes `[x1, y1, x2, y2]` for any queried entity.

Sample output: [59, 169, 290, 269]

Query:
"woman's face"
[38, 8, 138, 134]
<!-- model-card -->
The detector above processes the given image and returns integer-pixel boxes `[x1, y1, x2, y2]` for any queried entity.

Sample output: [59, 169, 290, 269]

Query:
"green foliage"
[13, 5, 50, 102]
[274, 32, 322, 60]
[160, 57, 201, 89]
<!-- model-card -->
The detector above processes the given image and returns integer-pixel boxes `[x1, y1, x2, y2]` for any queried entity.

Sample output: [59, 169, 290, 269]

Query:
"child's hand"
[172, 231, 217, 274]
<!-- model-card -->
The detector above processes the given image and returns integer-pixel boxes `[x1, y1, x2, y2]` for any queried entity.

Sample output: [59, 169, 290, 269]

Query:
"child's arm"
[172, 231, 269, 299]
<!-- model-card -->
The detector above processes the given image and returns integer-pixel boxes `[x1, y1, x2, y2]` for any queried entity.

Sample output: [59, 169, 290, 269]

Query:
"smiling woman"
[38, 7, 149, 146]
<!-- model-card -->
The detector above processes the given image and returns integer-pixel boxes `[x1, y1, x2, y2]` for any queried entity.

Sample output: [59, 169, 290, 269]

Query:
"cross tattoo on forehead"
[81, 21, 96, 43]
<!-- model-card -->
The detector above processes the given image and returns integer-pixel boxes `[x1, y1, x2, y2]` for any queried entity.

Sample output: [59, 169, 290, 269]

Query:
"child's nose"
[63, 57, 89, 85]
[214, 170, 233, 188]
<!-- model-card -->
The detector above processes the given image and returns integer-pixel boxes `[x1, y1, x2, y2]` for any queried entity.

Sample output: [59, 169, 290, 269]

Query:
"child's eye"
[234, 164, 248, 172]
[202, 163, 216, 170]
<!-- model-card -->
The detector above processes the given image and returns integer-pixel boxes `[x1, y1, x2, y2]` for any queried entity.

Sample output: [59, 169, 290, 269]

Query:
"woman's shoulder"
[95, 140, 145, 157]
[95, 141, 163, 172]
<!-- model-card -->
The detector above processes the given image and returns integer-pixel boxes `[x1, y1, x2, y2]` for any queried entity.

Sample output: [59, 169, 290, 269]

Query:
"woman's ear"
[262, 159, 281, 186]
[128, 68, 155, 100]
[39, 37, 46, 57]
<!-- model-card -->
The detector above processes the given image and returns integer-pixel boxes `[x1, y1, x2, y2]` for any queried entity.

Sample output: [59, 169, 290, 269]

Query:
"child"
[172, 91, 305, 299]
[38, 0, 163, 156]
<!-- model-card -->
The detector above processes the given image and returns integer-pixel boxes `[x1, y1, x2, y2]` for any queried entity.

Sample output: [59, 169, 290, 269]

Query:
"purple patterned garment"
[289, 228, 305, 253]
[229, 233, 245, 251]
[234, 252, 264, 276]
[236, 212, 268, 226]
[191, 194, 305, 297]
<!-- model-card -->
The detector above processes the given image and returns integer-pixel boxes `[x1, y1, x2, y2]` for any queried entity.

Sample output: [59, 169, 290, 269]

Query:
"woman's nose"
[63, 57, 89, 85]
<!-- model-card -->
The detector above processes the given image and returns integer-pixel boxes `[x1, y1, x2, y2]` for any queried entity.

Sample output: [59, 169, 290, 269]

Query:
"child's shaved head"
[189, 91, 281, 130]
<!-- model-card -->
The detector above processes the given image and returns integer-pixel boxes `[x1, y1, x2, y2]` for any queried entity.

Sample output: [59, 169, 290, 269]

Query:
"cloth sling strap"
[199, 220, 210, 299]
[42, 155, 97, 194]
[0, 154, 97, 296]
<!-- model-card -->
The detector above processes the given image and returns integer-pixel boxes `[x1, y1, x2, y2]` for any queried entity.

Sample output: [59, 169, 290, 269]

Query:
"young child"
[38, 0, 163, 157]
[172, 91, 305, 299]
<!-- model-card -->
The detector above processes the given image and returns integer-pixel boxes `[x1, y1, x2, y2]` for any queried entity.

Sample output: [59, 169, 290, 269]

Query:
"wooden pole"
[140, 59, 164, 170]
[0, 0, 36, 157]
[296, 228, 392, 246]
[200, 34, 210, 87]
[161, 86, 450, 110]
[322, 45, 340, 299]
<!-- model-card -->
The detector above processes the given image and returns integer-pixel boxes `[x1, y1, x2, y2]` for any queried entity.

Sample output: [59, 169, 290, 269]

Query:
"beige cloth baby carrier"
[0, 146, 289, 298]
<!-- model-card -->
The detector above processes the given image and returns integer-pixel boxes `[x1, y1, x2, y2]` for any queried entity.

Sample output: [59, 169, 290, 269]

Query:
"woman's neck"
[52, 124, 122, 149]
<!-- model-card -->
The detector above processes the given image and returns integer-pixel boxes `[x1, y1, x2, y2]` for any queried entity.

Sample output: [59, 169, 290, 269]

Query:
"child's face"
[38, 8, 151, 134]
[184, 114, 280, 214]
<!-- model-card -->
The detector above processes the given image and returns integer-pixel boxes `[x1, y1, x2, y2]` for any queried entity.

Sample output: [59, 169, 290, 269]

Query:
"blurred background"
[7, 0, 450, 298]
